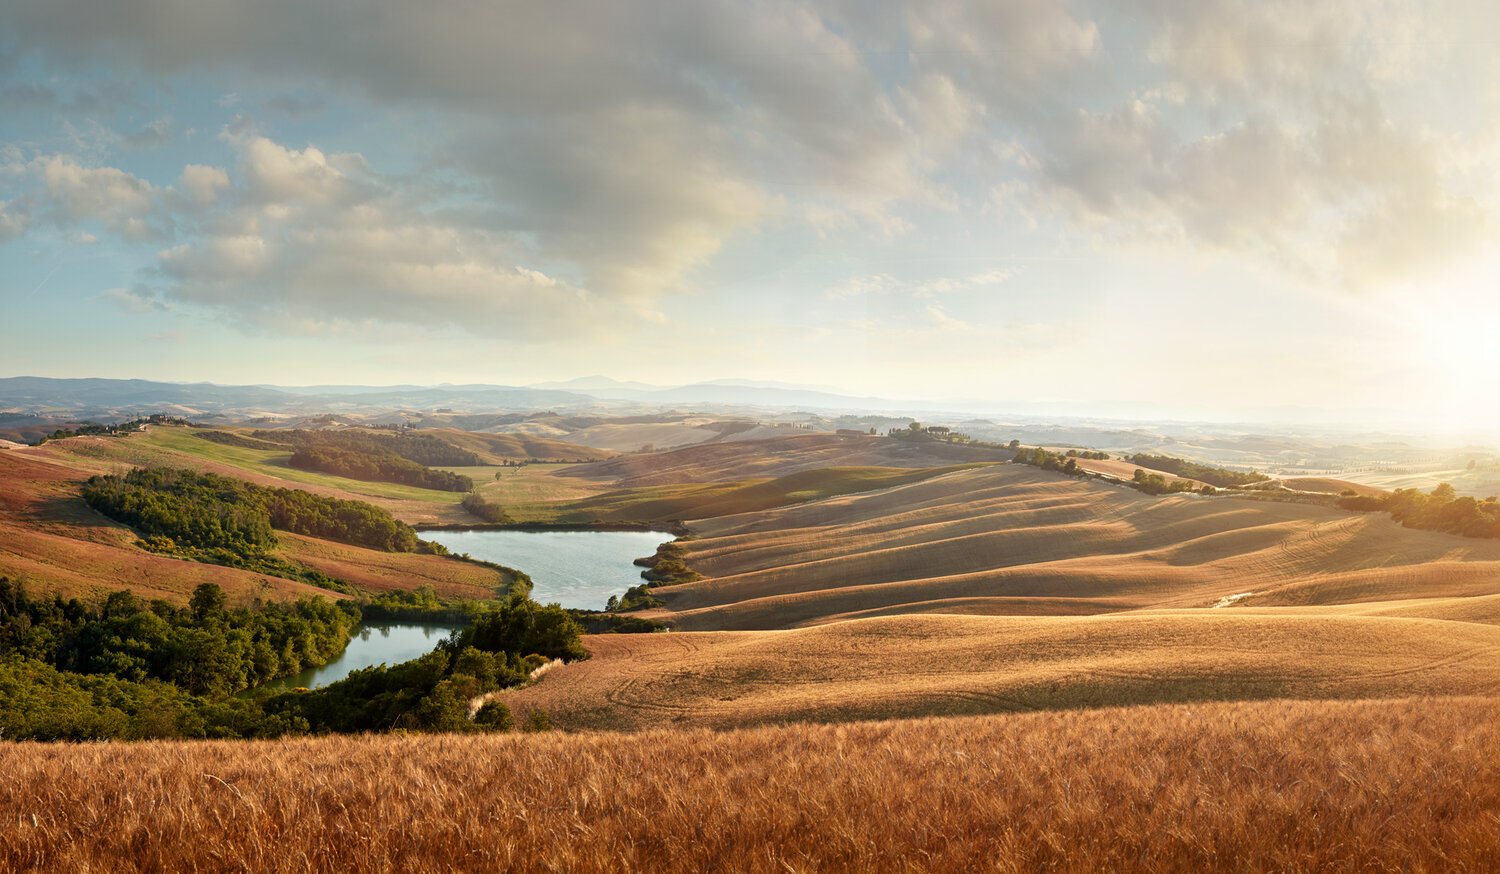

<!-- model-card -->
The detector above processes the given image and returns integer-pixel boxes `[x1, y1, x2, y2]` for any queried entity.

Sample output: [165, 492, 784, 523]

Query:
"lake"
[264, 623, 459, 691]
[422, 528, 668, 610]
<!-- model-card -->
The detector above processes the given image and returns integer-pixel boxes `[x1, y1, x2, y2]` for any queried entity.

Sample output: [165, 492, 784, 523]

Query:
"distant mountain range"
[0, 375, 937, 418]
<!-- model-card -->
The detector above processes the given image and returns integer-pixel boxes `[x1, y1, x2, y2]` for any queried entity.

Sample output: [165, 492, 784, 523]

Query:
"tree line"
[1124, 454, 1269, 488]
[37, 414, 193, 444]
[1339, 483, 1500, 540]
[0, 580, 586, 741]
[288, 444, 473, 491]
[257, 428, 483, 467]
[0, 579, 355, 739]
[83, 467, 446, 564]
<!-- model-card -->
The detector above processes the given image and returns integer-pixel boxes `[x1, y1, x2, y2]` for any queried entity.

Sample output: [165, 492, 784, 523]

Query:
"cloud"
[98, 284, 170, 313]
[0, 200, 30, 242]
[120, 117, 172, 149]
[1, 0, 1493, 310]
[177, 164, 230, 208]
[33, 154, 169, 240]
[827, 269, 1010, 300]
[147, 134, 633, 338]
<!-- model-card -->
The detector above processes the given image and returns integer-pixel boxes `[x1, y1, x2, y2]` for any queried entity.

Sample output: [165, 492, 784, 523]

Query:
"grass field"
[4, 696, 1498, 872]
[139, 427, 470, 503]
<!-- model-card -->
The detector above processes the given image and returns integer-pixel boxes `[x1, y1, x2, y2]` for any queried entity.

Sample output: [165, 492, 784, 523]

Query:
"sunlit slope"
[499, 465, 989, 524]
[0, 450, 344, 603]
[23, 427, 480, 524]
[565, 433, 1014, 487]
[504, 611, 1500, 731]
[416, 427, 608, 462]
[0, 440, 508, 603]
[660, 465, 1500, 630]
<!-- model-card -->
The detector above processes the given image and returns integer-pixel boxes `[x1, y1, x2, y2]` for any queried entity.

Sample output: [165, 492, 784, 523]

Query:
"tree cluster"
[37, 415, 193, 444]
[257, 429, 482, 467]
[1131, 469, 1205, 496]
[1339, 483, 1500, 540]
[1011, 446, 1088, 476]
[267, 593, 584, 733]
[1124, 454, 1269, 488]
[461, 492, 512, 523]
[83, 467, 443, 560]
[0, 580, 585, 740]
[288, 445, 473, 492]
[0, 579, 356, 739]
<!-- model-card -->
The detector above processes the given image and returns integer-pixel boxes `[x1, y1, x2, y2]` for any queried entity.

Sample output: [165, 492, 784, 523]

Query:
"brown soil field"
[658, 464, 1500, 630]
[4, 696, 1499, 872]
[568, 433, 1014, 487]
[504, 611, 1500, 730]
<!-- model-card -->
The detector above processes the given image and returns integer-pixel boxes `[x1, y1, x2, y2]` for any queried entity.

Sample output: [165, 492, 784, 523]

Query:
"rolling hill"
[653, 464, 1500, 630]
[0, 434, 515, 603]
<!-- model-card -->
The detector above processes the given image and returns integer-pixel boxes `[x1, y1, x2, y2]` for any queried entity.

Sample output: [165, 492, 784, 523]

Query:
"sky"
[2, 1, 1499, 433]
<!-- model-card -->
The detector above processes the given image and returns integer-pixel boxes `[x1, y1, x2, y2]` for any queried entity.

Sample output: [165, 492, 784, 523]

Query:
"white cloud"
[98, 285, 170, 313]
[147, 135, 635, 338]
[0, 200, 29, 242]
[177, 164, 230, 208]
[827, 269, 1010, 300]
[34, 154, 167, 240]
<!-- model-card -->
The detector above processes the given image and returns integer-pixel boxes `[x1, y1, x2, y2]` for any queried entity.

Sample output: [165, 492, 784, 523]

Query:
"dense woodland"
[1340, 483, 1500, 541]
[1124, 454, 1269, 488]
[0, 579, 352, 739]
[0, 580, 584, 740]
[83, 468, 444, 582]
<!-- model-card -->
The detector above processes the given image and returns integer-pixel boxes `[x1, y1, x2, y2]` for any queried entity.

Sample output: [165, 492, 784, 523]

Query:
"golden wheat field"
[2, 696, 1498, 873]
[501, 611, 1500, 730]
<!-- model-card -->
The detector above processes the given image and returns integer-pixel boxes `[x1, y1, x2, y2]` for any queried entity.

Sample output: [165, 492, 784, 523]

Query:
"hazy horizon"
[4, 2, 1499, 436]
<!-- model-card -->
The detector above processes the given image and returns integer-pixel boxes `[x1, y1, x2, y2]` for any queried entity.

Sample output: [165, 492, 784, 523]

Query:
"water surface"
[423, 529, 667, 610]
[265, 623, 459, 690]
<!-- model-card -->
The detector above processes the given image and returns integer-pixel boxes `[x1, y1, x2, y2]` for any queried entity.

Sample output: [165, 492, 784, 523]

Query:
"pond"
[264, 623, 460, 691]
[422, 529, 668, 610]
